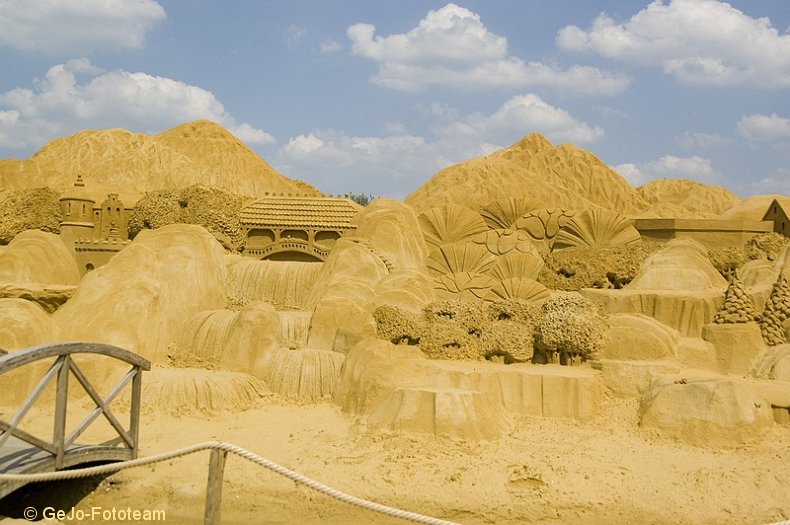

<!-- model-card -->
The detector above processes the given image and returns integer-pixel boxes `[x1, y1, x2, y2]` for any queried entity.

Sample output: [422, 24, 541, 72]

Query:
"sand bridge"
[240, 195, 360, 262]
[0, 342, 149, 500]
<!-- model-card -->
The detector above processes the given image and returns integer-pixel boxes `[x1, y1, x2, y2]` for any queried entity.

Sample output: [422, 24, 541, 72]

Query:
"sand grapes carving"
[713, 276, 758, 324]
[759, 273, 790, 346]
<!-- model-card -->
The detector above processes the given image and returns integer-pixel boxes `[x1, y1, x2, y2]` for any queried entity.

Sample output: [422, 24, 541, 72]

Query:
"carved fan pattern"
[480, 198, 541, 229]
[484, 277, 550, 303]
[553, 209, 641, 250]
[418, 204, 488, 249]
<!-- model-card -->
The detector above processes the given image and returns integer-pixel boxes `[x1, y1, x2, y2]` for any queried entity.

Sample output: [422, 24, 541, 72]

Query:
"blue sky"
[0, 0, 789, 199]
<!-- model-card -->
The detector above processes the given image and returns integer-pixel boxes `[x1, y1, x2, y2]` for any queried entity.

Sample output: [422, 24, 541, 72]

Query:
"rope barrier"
[0, 440, 460, 525]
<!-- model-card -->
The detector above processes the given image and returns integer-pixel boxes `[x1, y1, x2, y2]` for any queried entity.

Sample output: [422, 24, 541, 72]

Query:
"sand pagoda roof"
[240, 195, 360, 230]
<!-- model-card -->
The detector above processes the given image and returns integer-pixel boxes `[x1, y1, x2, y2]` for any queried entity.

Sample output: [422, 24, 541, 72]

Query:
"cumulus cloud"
[0, 59, 275, 150]
[452, 94, 604, 144]
[557, 0, 790, 87]
[736, 113, 790, 142]
[284, 24, 306, 48]
[277, 93, 603, 195]
[347, 3, 629, 95]
[0, 0, 166, 55]
[615, 154, 718, 186]
[749, 169, 790, 194]
[320, 38, 341, 53]
[674, 131, 732, 149]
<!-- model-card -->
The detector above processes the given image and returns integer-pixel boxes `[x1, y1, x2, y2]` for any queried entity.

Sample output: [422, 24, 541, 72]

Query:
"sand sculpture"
[1, 121, 789, 524]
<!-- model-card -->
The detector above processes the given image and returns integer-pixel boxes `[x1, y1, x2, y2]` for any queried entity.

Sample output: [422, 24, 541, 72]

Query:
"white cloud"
[0, 0, 165, 55]
[320, 38, 341, 53]
[748, 169, 790, 194]
[557, 0, 790, 87]
[277, 93, 603, 195]
[736, 113, 790, 142]
[615, 154, 718, 185]
[347, 3, 629, 95]
[454, 94, 604, 144]
[674, 130, 732, 149]
[613, 163, 646, 186]
[284, 24, 306, 48]
[0, 59, 275, 150]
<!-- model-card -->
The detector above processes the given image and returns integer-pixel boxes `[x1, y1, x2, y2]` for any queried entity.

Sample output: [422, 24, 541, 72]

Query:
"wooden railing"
[0, 342, 150, 469]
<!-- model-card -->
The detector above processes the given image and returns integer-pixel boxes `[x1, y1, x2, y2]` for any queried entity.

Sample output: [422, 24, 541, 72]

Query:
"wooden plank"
[0, 421, 56, 455]
[0, 342, 150, 373]
[204, 449, 227, 525]
[64, 361, 133, 449]
[129, 367, 142, 459]
[53, 355, 69, 469]
[0, 356, 62, 451]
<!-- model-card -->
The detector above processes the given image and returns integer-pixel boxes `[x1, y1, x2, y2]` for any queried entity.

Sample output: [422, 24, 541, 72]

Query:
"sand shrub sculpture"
[129, 184, 247, 251]
[760, 273, 790, 346]
[0, 187, 63, 245]
[538, 242, 658, 291]
[746, 232, 790, 261]
[373, 299, 542, 364]
[535, 294, 608, 365]
[708, 246, 748, 280]
[713, 276, 759, 324]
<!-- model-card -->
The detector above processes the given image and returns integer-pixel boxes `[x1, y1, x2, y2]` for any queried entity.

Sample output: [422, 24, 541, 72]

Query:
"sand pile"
[53, 224, 227, 363]
[0, 120, 320, 203]
[406, 133, 648, 215]
[636, 178, 741, 218]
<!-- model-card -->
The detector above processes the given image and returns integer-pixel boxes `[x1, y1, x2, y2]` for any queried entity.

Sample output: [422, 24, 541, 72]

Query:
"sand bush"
[487, 299, 542, 326]
[423, 300, 489, 337]
[0, 188, 62, 245]
[129, 185, 247, 250]
[479, 320, 535, 363]
[708, 247, 747, 280]
[538, 242, 658, 291]
[373, 305, 424, 345]
[535, 294, 608, 365]
[418, 319, 480, 360]
[745, 232, 789, 261]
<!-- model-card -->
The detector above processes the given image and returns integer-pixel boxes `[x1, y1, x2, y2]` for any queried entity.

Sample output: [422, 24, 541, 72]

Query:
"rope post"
[205, 448, 227, 525]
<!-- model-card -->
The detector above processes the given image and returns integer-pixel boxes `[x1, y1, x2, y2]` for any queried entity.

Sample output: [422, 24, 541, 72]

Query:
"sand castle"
[1, 121, 789, 524]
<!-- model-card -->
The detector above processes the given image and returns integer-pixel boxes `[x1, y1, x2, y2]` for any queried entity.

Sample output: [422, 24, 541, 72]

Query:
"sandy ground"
[3, 391, 789, 525]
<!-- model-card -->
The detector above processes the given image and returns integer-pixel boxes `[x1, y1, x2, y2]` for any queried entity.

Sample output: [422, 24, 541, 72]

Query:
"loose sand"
[4, 391, 789, 525]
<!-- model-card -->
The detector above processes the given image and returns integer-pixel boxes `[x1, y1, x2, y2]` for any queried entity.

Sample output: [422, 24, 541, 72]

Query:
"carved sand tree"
[479, 198, 541, 230]
[552, 208, 641, 251]
[426, 242, 497, 300]
[418, 204, 488, 250]
[512, 207, 577, 254]
[536, 294, 608, 365]
[713, 276, 759, 324]
[759, 273, 790, 346]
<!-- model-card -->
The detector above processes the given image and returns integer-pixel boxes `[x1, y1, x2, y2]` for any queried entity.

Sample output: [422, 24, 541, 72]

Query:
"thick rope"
[0, 440, 460, 525]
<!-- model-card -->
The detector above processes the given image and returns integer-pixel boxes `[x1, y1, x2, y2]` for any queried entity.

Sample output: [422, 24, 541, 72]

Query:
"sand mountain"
[636, 178, 741, 218]
[405, 133, 739, 218]
[0, 120, 319, 204]
[405, 133, 649, 214]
